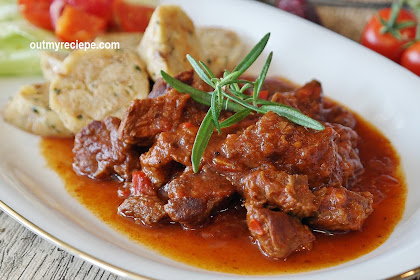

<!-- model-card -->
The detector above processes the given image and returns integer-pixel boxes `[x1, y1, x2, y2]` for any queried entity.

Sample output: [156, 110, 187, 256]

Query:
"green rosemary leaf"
[161, 70, 213, 105]
[253, 52, 273, 102]
[232, 33, 270, 76]
[260, 104, 325, 130]
[240, 83, 253, 93]
[254, 99, 298, 108]
[224, 79, 255, 85]
[191, 110, 215, 173]
[220, 109, 252, 128]
[223, 90, 265, 113]
[187, 54, 214, 87]
[199, 61, 215, 79]
[211, 90, 222, 134]
[221, 71, 241, 85]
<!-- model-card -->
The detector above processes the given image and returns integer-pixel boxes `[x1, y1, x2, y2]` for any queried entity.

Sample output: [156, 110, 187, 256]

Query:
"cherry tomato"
[401, 41, 420, 76]
[55, 5, 107, 42]
[18, 0, 54, 31]
[113, 0, 155, 32]
[361, 8, 417, 62]
[67, 0, 114, 22]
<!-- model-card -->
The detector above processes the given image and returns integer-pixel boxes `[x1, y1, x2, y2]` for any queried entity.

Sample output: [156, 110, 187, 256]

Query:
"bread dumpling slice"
[49, 48, 149, 134]
[138, 5, 201, 81]
[40, 51, 68, 81]
[2, 82, 72, 137]
[197, 27, 243, 76]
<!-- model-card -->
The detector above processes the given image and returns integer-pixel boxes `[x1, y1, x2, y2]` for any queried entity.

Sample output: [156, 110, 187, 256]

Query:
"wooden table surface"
[0, 1, 418, 280]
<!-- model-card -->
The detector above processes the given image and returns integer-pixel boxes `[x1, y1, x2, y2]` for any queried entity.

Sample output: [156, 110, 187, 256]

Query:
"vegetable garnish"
[161, 33, 325, 173]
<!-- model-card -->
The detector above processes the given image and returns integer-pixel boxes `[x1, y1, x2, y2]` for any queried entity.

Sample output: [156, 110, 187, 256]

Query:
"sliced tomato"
[55, 5, 107, 42]
[401, 41, 420, 77]
[113, 0, 155, 32]
[18, 0, 54, 30]
[360, 8, 417, 62]
[67, 0, 114, 22]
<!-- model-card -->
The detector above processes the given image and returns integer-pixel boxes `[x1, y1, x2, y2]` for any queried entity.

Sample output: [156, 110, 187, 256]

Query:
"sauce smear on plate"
[40, 99, 406, 275]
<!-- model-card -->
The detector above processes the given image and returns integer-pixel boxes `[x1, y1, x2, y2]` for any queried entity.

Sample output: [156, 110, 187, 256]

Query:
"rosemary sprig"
[161, 33, 325, 173]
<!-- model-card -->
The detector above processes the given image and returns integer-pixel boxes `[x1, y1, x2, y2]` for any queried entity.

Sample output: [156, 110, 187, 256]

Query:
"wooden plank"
[0, 211, 123, 280]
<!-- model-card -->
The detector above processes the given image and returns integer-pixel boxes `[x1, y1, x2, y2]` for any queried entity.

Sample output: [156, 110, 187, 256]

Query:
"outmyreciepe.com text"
[29, 40, 120, 52]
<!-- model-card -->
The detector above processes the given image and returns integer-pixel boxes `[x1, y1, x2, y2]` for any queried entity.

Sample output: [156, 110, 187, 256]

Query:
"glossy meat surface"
[214, 112, 362, 189]
[246, 204, 315, 259]
[163, 167, 235, 227]
[241, 168, 317, 218]
[308, 187, 373, 231]
[73, 116, 140, 180]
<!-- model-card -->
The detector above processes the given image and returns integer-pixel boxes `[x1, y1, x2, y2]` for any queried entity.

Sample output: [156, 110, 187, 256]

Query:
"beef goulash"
[73, 69, 374, 259]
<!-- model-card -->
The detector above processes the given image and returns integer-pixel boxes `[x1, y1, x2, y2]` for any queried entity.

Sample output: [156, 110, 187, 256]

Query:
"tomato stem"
[406, 0, 420, 40]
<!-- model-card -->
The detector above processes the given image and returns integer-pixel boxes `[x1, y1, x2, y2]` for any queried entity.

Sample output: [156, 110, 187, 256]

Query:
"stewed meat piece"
[307, 187, 373, 231]
[148, 70, 194, 99]
[271, 80, 324, 120]
[118, 195, 168, 226]
[73, 116, 140, 180]
[118, 91, 191, 145]
[246, 204, 315, 259]
[140, 123, 198, 187]
[215, 112, 363, 189]
[241, 168, 317, 218]
[163, 167, 236, 228]
[271, 80, 357, 128]
[323, 101, 357, 129]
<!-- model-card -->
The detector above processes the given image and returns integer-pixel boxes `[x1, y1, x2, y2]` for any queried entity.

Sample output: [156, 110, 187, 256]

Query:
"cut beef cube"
[164, 197, 211, 227]
[118, 195, 168, 226]
[323, 100, 356, 128]
[241, 169, 317, 218]
[246, 204, 315, 259]
[140, 123, 198, 187]
[118, 92, 190, 145]
[271, 80, 357, 128]
[307, 187, 373, 231]
[73, 116, 140, 180]
[271, 80, 324, 120]
[163, 167, 235, 228]
[148, 70, 194, 99]
[215, 112, 363, 189]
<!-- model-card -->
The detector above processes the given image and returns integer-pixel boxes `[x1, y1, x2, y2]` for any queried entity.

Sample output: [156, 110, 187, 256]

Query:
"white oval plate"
[1, 0, 420, 279]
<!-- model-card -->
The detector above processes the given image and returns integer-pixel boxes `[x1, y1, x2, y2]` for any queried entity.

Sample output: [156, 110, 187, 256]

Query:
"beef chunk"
[163, 167, 235, 228]
[241, 169, 317, 218]
[246, 205, 315, 259]
[323, 100, 356, 128]
[164, 197, 210, 227]
[148, 70, 194, 99]
[140, 123, 198, 187]
[271, 80, 324, 120]
[118, 92, 190, 145]
[271, 80, 357, 128]
[307, 187, 373, 231]
[118, 195, 168, 226]
[215, 112, 363, 189]
[73, 117, 140, 180]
